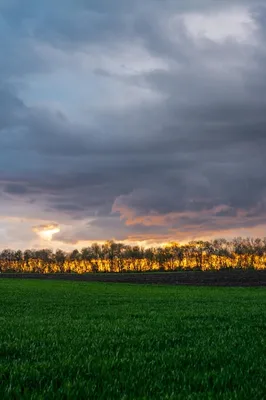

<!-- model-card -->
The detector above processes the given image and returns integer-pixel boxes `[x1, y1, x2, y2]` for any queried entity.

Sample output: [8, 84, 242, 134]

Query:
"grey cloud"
[53, 204, 85, 212]
[1, 0, 259, 53]
[1, 0, 266, 245]
[3, 183, 30, 195]
[56, 215, 171, 244]
[215, 208, 238, 218]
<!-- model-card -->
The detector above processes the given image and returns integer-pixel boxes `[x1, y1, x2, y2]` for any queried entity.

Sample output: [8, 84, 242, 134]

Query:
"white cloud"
[181, 7, 257, 42]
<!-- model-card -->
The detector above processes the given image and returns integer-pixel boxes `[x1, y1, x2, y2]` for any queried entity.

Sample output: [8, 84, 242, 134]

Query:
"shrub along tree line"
[1, 238, 266, 273]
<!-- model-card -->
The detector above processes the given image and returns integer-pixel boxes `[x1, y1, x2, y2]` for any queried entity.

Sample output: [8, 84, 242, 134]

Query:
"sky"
[1, 0, 266, 250]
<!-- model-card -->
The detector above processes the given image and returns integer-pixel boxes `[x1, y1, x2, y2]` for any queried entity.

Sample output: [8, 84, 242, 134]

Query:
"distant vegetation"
[1, 237, 266, 273]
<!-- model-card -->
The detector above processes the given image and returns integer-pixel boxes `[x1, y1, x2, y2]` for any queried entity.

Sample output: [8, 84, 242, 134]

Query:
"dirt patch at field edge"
[1, 270, 266, 286]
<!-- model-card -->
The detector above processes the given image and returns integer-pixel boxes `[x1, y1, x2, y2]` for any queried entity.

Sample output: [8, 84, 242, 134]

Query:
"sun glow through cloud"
[32, 224, 60, 241]
[39, 227, 60, 241]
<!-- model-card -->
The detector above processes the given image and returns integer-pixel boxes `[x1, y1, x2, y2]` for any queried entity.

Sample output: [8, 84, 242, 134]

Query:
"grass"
[0, 280, 265, 399]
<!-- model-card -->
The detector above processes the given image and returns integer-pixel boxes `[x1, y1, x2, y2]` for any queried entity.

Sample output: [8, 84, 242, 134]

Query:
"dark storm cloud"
[1, 0, 266, 245]
[3, 183, 30, 195]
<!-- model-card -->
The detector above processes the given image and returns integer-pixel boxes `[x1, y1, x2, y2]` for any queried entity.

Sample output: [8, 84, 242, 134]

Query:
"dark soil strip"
[1, 270, 266, 286]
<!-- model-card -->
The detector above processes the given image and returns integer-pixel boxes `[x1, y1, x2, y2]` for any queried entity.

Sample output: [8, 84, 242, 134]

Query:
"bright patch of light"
[39, 227, 60, 241]
[32, 224, 60, 241]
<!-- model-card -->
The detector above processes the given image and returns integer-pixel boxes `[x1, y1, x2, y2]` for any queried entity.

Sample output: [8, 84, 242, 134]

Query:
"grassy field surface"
[0, 280, 265, 399]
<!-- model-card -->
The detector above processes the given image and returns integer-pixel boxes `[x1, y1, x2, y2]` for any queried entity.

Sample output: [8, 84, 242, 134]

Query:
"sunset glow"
[32, 224, 61, 241]
[38, 227, 60, 241]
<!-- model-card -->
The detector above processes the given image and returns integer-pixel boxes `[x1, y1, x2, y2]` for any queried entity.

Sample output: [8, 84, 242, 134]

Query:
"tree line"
[1, 237, 266, 273]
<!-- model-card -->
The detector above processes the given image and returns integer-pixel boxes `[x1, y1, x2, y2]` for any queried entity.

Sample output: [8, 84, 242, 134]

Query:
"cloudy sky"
[1, 0, 266, 250]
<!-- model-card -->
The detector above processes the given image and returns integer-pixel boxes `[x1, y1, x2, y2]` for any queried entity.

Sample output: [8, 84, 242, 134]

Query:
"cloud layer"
[1, 0, 266, 248]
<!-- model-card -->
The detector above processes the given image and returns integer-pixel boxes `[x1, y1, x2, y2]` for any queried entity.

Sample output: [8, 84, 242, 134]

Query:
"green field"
[0, 280, 265, 399]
